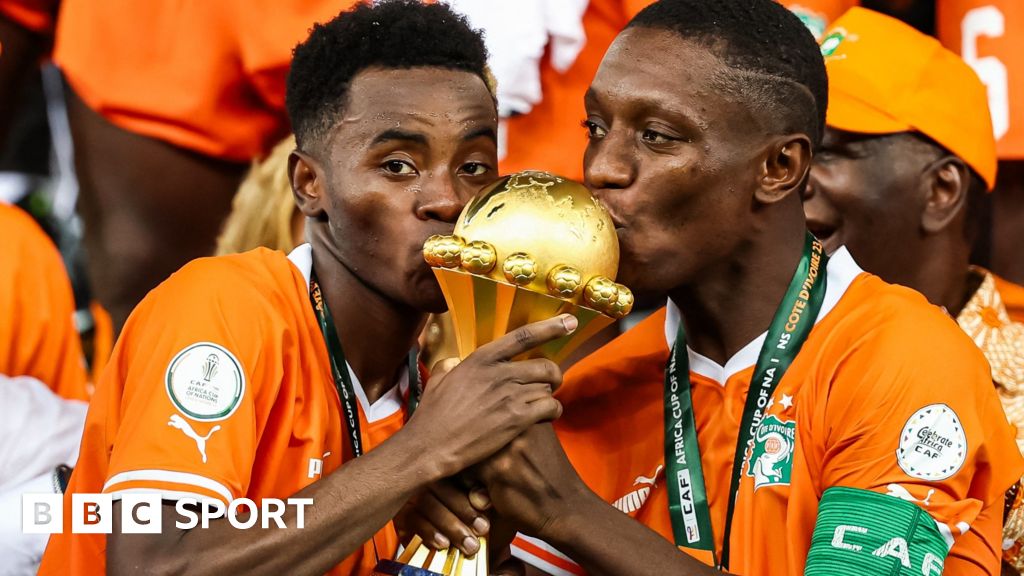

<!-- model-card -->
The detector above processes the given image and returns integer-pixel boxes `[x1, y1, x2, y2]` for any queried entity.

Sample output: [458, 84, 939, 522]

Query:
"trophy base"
[371, 560, 444, 576]
[382, 536, 488, 576]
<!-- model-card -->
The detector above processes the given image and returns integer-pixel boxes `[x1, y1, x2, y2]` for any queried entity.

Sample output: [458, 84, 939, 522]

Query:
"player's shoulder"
[0, 203, 57, 258]
[130, 247, 307, 331]
[834, 273, 985, 361]
[560, 307, 670, 403]
[809, 271, 991, 405]
[157, 247, 300, 301]
[0, 202, 39, 231]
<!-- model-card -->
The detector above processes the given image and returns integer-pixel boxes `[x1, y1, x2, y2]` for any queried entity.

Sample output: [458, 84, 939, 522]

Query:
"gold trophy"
[377, 171, 632, 576]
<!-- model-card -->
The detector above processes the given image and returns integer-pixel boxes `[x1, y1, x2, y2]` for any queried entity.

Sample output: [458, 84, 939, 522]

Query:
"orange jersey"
[499, 0, 654, 181]
[513, 248, 1022, 576]
[938, 0, 1024, 159]
[39, 245, 416, 575]
[0, 203, 87, 401]
[51, 0, 355, 162]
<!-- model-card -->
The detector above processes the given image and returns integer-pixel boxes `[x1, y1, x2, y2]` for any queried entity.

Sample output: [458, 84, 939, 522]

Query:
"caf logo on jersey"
[165, 342, 246, 422]
[897, 404, 967, 481]
[747, 415, 796, 490]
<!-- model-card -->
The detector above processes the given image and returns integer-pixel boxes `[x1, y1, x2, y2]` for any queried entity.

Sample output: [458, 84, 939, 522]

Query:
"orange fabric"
[0, 203, 88, 401]
[994, 275, 1024, 324]
[822, 7, 999, 189]
[87, 301, 113, 389]
[51, 0, 355, 162]
[938, 0, 1024, 160]
[0, 0, 56, 35]
[39, 248, 409, 575]
[548, 273, 1021, 575]
[499, 0, 654, 181]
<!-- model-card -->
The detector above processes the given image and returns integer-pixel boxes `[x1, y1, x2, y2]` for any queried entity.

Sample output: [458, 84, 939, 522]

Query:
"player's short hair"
[286, 0, 491, 153]
[627, 0, 828, 146]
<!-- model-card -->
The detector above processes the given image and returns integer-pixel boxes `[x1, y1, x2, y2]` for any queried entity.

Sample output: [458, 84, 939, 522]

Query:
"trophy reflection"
[378, 171, 632, 576]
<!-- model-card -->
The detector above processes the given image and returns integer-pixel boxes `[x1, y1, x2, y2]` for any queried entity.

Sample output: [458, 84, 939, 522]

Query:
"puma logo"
[613, 465, 664, 514]
[885, 483, 934, 507]
[168, 414, 221, 463]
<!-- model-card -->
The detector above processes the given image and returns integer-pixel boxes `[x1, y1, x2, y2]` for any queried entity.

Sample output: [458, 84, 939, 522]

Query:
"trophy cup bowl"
[381, 171, 633, 576]
[424, 170, 633, 364]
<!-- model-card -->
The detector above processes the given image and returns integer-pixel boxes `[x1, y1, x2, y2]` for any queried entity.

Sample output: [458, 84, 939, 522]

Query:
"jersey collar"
[287, 243, 410, 422]
[664, 245, 864, 385]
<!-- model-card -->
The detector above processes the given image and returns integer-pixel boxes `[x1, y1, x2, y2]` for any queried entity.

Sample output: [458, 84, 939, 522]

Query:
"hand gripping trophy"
[374, 171, 633, 576]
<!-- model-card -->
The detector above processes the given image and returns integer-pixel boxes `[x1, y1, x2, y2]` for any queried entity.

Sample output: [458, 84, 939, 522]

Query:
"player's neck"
[668, 215, 806, 366]
[310, 245, 425, 405]
[904, 233, 974, 318]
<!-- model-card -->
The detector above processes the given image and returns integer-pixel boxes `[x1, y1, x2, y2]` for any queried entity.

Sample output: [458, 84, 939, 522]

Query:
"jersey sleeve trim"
[107, 488, 226, 508]
[805, 486, 948, 576]
[103, 469, 234, 504]
[510, 533, 584, 576]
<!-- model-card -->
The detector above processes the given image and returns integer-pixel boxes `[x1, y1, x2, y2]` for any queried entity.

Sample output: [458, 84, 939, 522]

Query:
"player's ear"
[290, 149, 327, 220]
[920, 156, 969, 234]
[755, 134, 813, 205]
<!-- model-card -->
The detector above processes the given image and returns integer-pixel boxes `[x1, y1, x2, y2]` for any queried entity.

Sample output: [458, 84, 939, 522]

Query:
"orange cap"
[821, 7, 998, 190]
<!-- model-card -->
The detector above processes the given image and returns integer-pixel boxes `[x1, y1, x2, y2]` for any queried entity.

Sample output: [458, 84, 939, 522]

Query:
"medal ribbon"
[664, 233, 827, 569]
[309, 271, 421, 459]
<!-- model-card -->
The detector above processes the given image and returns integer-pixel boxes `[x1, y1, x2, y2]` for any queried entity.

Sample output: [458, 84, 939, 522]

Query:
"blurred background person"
[0, 202, 87, 401]
[0, 202, 88, 575]
[0, 374, 86, 576]
[215, 136, 303, 256]
[0, 0, 358, 335]
[801, 8, 1024, 573]
[937, 0, 1024, 318]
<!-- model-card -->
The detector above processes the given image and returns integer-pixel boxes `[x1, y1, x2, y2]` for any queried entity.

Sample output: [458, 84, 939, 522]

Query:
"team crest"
[747, 415, 796, 490]
[165, 342, 245, 422]
[820, 27, 856, 59]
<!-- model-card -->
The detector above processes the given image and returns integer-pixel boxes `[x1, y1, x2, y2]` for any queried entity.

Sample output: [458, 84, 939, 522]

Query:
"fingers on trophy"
[379, 171, 633, 576]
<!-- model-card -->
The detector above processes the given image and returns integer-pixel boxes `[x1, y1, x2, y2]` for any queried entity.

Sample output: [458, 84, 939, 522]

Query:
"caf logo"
[747, 415, 797, 490]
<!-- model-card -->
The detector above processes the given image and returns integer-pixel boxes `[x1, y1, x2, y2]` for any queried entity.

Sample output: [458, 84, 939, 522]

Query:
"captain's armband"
[805, 487, 948, 576]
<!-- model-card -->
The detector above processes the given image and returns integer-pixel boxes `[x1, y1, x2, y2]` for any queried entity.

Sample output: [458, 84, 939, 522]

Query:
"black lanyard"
[664, 233, 828, 569]
[309, 270, 421, 459]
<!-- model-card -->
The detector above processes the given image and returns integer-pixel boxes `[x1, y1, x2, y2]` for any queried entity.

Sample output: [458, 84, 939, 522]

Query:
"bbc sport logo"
[22, 494, 313, 534]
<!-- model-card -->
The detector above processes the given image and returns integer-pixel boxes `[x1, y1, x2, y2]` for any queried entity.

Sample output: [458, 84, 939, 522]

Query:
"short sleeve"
[101, 259, 288, 507]
[819, 315, 1024, 573]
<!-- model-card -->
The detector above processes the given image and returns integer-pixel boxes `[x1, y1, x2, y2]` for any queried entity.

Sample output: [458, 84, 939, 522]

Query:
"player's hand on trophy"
[395, 478, 492, 556]
[405, 314, 575, 479]
[475, 423, 592, 540]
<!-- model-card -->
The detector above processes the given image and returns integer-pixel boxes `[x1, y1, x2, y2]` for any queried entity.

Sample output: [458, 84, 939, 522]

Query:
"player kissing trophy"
[374, 171, 633, 576]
